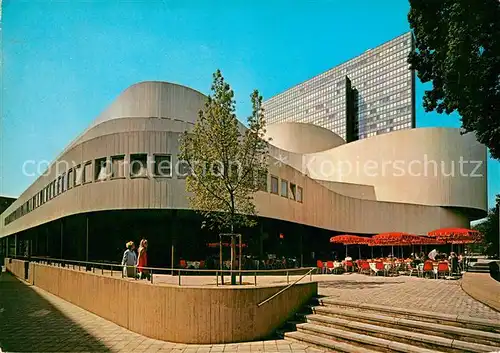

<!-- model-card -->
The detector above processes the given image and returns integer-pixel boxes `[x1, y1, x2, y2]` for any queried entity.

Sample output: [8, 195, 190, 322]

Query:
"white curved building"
[0, 81, 488, 265]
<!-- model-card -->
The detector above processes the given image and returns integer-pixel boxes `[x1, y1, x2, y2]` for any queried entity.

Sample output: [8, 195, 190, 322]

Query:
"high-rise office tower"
[263, 32, 415, 142]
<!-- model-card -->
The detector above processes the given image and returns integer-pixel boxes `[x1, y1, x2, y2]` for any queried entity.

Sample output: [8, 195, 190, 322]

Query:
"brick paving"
[315, 273, 500, 320]
[0, 273, 325, 353]
[2, 270, 500, 353]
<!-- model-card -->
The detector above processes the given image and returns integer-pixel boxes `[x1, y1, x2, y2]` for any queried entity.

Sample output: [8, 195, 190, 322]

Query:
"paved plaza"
[1, 271, 499, 352]
[0, 273, 324, 353]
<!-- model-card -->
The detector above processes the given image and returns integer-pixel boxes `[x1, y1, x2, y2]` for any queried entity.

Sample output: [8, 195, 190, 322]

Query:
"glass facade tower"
[263, 32, 415, 141]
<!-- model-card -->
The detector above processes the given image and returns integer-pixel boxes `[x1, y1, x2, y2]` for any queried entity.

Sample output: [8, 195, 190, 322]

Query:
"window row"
[269, 175, 303, 203]
[4, 154, 183, 226]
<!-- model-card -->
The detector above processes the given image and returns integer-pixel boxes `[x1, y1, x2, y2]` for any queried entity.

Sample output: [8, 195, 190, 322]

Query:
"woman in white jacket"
[122, 241, 137, 278]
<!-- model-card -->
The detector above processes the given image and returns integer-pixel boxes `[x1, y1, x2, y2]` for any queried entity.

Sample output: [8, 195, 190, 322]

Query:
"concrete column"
[14, 234, 18, 257]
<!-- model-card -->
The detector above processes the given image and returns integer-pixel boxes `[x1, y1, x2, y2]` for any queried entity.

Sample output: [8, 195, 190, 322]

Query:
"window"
[270, 176, 279, 194]
[153, 154, 172, 177]
[75, 165, 83, 186]
[257, 172, 268, 192]
[54, 178, 59, 197]
[130, 154, 148, 178]
[290, 183, 297, 200]
[58, 175, 63, 194]
[111, 155, 126, 178]
[297, 186, 303, 203]
[61, 174, 66, 193]
[95, 158, 108, 181]
[177, 159, 192, 179]
[281, 179, 288, 198]
[67, 169, 74, 189]
[83, 162, 92, 184]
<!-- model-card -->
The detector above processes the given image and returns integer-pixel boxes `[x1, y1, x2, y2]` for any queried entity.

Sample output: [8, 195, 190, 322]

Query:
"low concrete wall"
[25, 262, 317, 344]
[5, 258, 28, 280]
[462, 272, 500, 312]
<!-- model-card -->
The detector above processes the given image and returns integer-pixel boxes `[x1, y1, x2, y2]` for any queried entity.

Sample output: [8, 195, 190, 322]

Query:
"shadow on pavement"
[0, 272, 110, 352]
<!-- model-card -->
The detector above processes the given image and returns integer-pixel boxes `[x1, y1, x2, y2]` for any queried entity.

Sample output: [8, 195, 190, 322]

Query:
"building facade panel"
[263, 32, 414, 140]
[302, 127, 487, 212]
[0, 82, 485, 240]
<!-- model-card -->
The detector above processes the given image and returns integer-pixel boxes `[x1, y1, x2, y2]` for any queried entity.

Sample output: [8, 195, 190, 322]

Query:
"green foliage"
[472, 195, 500, 256]
[179, 70, 268, 232]
[408, 0, 500, 158]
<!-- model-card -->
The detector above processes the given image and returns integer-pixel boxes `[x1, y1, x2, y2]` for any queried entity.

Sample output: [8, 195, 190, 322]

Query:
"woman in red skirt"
[137, 239, 149, 280]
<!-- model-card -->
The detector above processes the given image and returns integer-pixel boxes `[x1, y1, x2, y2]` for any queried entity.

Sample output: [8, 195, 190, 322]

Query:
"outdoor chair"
[326, 261, 334, 274]
[359, 261, 371, 275]
[436, 261, 450, 279]
[407, 262, 417, 276]
[373, 261, 386, 276]
[345, 261, 354, 273]
[420, 261, 434, 278]
[316, 260, 325, 274]
[333, 261, 343, 274]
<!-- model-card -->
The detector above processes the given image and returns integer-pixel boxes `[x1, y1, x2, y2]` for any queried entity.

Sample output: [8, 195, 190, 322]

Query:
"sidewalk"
[0, 273, 324, 353]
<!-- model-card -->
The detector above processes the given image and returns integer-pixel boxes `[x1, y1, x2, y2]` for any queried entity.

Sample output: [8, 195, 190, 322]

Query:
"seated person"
[419, 252, 427, 262]
[411, 253, 421, 267]
[344, 256, 353, 272]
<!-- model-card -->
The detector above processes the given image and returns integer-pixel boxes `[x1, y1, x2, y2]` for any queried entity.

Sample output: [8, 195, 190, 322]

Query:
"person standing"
[428, 249, 438, 261]
[121, 241, 137, 278]
[137, 239, 149, 280]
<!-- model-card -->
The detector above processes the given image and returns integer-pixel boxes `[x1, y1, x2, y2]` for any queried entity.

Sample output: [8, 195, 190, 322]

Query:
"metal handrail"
[7, 256, 313, 286]
[257, 267, 316, 307]
[19, 256, 309, 273]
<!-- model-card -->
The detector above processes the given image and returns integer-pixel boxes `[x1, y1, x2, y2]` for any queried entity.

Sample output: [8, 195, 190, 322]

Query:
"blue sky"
[2, 0, 499, 208]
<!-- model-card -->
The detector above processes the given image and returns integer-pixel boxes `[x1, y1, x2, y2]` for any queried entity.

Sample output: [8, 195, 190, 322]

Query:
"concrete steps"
[319, 298, 500, 333]
[309, 306, 500, 347]
[468, 262, 491, 274]
[282, 297, 500, 352]
[286, 331, 380, 353]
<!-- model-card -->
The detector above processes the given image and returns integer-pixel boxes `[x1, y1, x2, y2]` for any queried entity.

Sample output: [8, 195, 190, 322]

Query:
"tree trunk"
[230, 225, 237, 285]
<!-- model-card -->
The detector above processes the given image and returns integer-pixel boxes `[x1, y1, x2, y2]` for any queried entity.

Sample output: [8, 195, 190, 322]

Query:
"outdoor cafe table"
[368, 262, 395, 272]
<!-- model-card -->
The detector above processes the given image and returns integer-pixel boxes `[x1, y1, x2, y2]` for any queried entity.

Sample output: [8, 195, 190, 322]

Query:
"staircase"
[281, 297, 500, 353]
[467, 262, 492, 274]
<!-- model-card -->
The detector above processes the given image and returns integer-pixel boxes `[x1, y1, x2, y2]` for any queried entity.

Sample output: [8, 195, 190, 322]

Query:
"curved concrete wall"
[10, 260, 317, 344]
[92, 81, 206, 127]
[0, 82, 487, 238]
[303, 128, 487, 211]
[265, 122, 345, 154]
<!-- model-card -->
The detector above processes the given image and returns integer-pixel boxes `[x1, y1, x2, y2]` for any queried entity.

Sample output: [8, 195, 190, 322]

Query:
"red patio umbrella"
[427, 228, 483, 251]
[428, 228, 482, 241]
[411, 236, 446, 245]
[330, 235, 369, 258]
[371, 232, 420, 258]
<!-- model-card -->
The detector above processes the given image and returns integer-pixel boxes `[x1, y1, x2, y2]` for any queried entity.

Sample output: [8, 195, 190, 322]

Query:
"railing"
[257, 267, 316, 307]
[10, 256, 315, 287]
